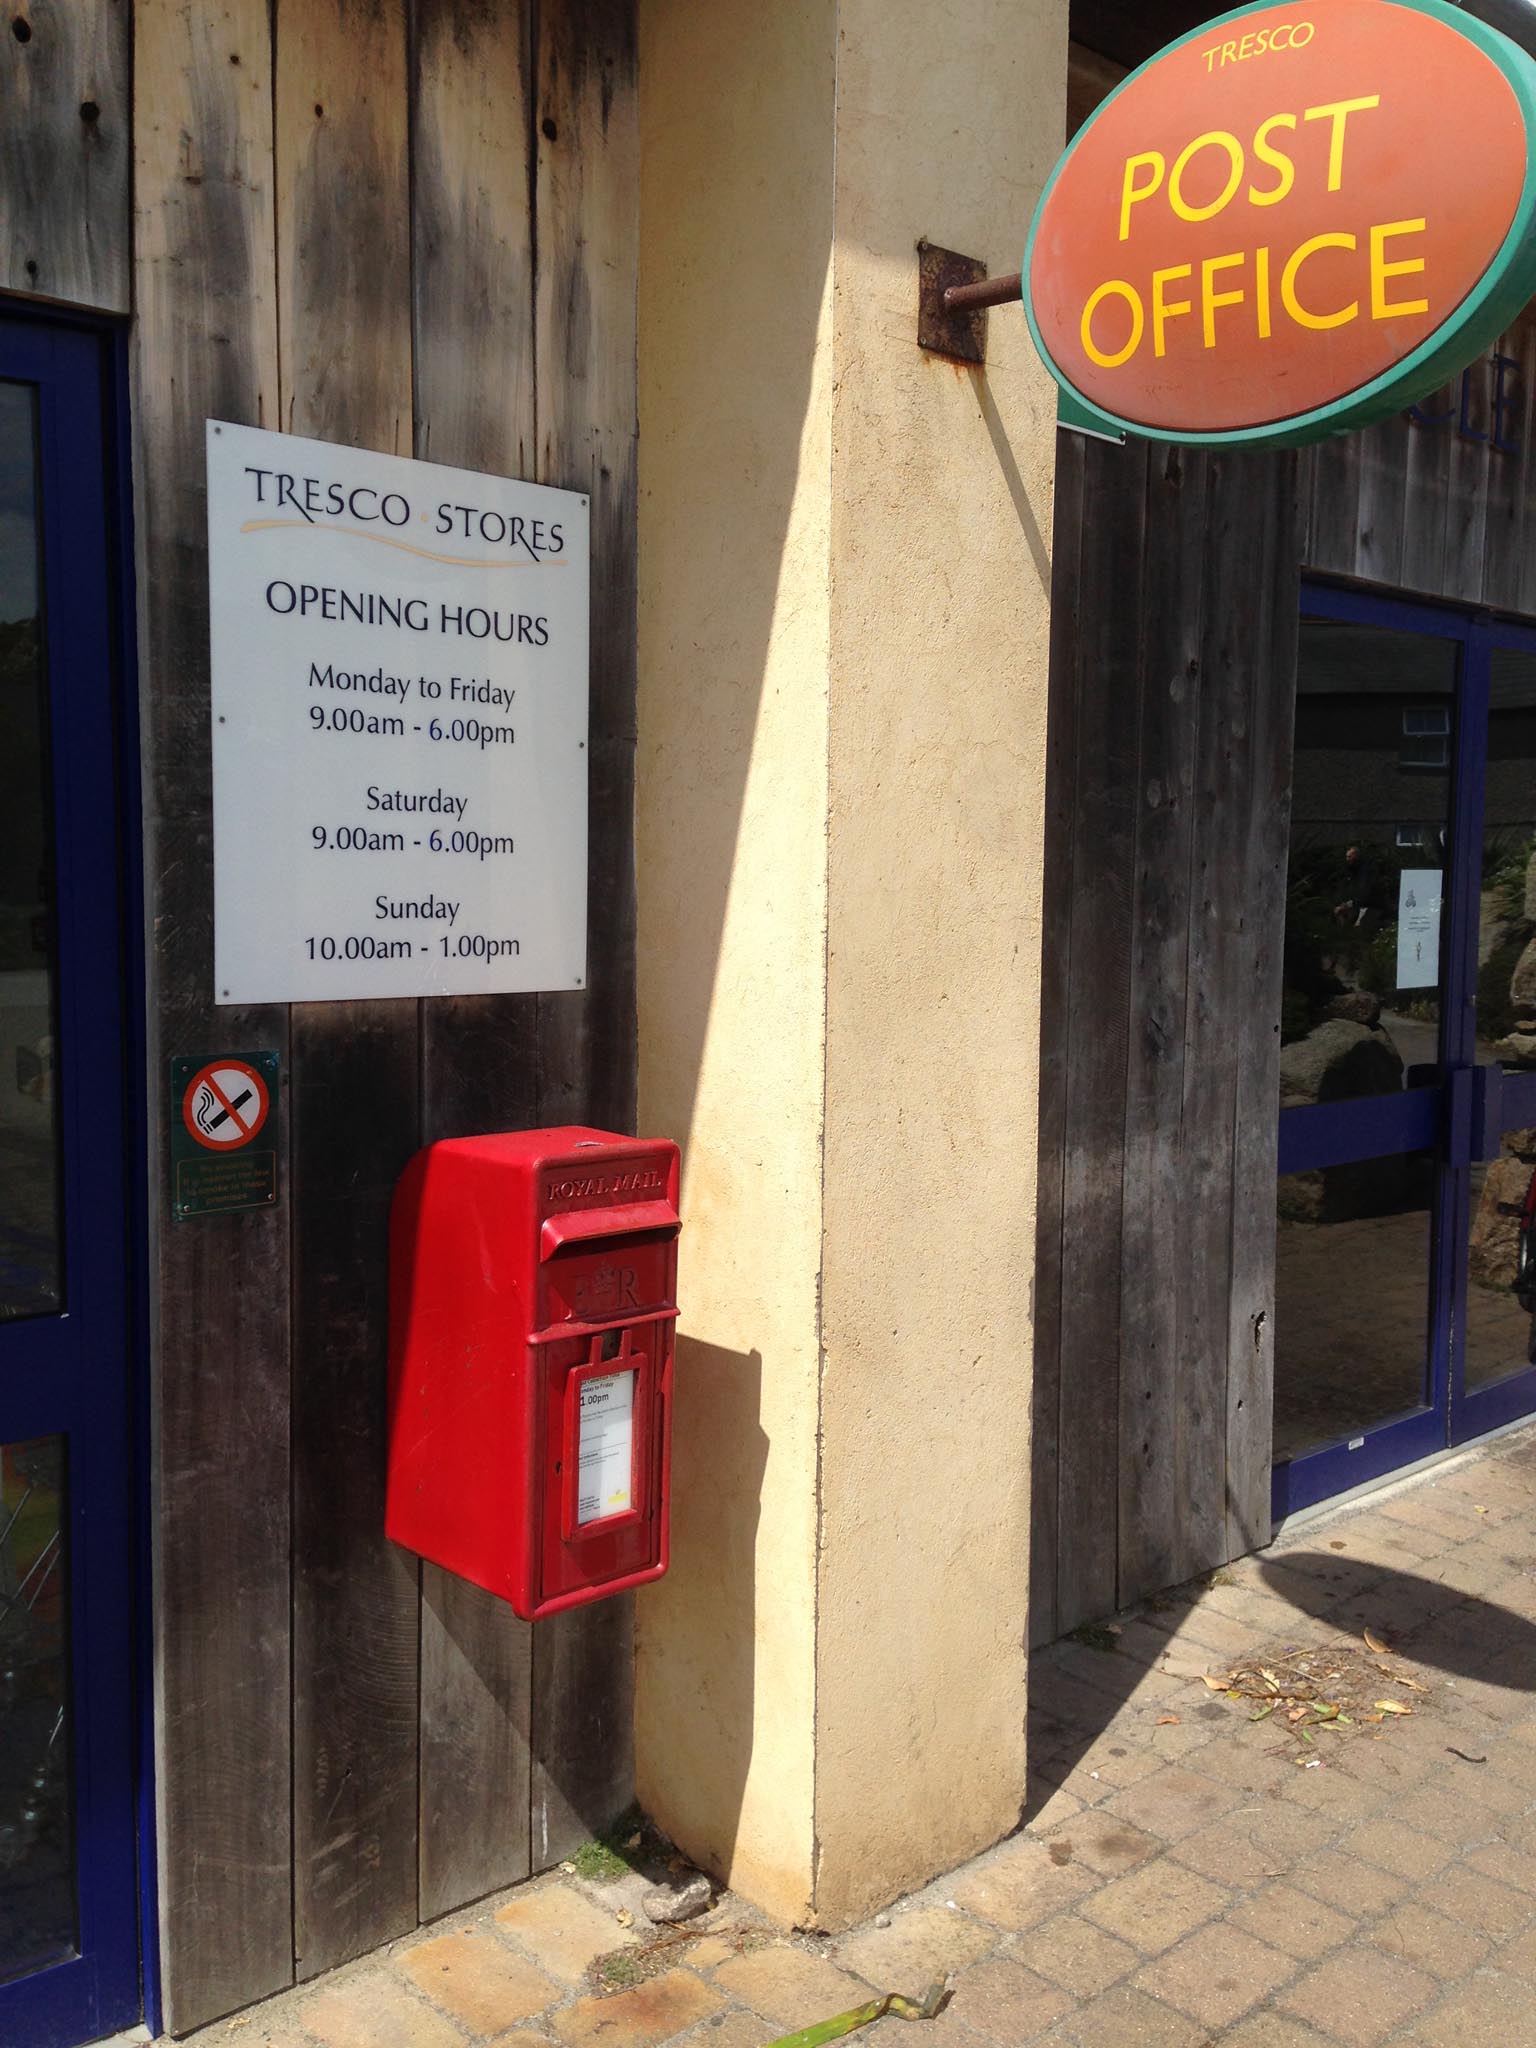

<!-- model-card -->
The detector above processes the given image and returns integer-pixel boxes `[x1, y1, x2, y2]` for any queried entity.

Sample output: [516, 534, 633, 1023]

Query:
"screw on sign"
[182, 1060, 270, 1152]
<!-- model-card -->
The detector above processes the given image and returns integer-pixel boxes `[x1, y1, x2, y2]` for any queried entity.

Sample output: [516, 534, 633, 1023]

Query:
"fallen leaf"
[1475, 1505, 1489, 1514]
[1374, 1700, 1413, 1716]
[617, 1908, 635, 1927]
[1330, 1540, 1347, 1550]
[1250, 1703, 1276, 1723]
[1157, 1715, 1181, 1726]
[1364, 1629, 1390, 1654]
[1260, 1668, 1282, 1690]
[1287, 1706, 1310, 1723]
[1201, 1673, 1232, 1691]
[1296, 1726, 1316, 1746]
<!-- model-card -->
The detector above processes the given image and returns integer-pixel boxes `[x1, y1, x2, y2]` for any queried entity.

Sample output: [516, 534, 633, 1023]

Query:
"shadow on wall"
[646, 1341, 767, 1880]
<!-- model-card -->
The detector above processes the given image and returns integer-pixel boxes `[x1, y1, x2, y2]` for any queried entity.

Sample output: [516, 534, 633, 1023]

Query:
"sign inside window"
[1396, 867, 1442, 990]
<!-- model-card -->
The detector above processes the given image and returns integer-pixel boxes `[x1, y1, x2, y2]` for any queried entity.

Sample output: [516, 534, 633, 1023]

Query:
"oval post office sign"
[1024, 0, 1536, 446]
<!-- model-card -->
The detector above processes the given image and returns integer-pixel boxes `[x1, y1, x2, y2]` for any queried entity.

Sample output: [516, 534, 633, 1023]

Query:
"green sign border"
[169, 1049, 282, 1220]
[1022, 0, 1536, 449]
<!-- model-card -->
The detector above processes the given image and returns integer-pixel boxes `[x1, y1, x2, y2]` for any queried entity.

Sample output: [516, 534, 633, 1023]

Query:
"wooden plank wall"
[1302, 308, 1536, 609]
[0, 0, 130, 312]
[1035, 310, 1536, 1646]
[1032, 433, 1300, 1646]
[128, 0, 640, 2030]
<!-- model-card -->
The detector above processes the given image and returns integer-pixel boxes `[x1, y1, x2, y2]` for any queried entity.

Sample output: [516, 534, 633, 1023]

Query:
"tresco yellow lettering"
[1204, 20, 1315, 70]
[1080, 219, 1430, 367]
[1119, 95, 1380, 239]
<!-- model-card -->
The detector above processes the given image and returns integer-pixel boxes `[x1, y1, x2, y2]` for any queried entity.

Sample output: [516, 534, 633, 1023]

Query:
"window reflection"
[1281, 623, 1455, 1107]
[0, 379, 61, 1320]
[0, 1435, 75, 1983]
[1275, 1154, 1436, 1463]
[1476, 649, 1536, 1067]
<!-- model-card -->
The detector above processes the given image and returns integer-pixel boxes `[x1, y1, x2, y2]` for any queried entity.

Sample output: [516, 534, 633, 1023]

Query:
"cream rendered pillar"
[635, 0, 1065, 1926]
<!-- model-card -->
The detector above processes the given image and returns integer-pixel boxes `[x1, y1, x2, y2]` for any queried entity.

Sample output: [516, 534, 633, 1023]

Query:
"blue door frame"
[1274, 579, 1536, 1520]
[0, 314, 147, 2045]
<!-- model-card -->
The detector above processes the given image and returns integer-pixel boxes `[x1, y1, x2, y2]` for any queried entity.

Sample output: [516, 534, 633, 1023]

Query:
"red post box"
[386, 1127, 680, 1620]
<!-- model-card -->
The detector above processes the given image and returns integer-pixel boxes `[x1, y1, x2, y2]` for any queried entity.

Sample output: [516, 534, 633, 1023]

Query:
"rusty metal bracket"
[918, 243, 989, 365]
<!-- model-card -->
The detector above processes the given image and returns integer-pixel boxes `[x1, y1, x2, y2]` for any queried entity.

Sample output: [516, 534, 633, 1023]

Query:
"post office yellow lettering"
[1370, 217, 1429, 319]
[1152, 264, 1194, 355]
[1282, 232, 1359, 328]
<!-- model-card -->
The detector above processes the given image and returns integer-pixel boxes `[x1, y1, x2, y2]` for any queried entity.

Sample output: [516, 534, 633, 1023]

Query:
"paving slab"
[170, 1420, 1536, 2048]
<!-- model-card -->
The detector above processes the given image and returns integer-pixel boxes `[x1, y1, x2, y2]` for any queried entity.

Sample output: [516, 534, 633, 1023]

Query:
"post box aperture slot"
[539, 1198, 679, 1257]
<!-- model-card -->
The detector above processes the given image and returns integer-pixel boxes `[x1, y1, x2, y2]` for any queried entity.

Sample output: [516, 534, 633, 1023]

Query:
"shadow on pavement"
[1025, 1485, 1536, 1823]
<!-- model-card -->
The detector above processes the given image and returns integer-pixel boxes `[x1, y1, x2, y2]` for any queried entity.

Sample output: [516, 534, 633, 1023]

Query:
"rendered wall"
[636, 0, 1064, 1925]
[631, 0, 835, 1921]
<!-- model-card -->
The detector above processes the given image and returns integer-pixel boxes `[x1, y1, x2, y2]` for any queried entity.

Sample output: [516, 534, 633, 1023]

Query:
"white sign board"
[577, 1371, 635, 1525]
[1396, 868, 1442, 991]
[207, 421, 588, 1003]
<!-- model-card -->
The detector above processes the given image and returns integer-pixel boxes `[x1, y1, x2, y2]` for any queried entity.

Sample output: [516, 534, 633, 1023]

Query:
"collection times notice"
[207, 420, 589, 1004]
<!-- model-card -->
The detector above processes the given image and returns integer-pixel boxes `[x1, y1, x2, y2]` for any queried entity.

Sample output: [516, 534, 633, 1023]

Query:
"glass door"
[0, 319, 140, 2044]
[1274, 585, 1536, 1518]
[1458, 629, 1536, 1444]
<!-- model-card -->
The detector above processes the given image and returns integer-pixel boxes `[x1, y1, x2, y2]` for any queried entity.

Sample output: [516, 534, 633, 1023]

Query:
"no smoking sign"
[183, 1060, 270, 1150]
[170, 1050, 281, 1217]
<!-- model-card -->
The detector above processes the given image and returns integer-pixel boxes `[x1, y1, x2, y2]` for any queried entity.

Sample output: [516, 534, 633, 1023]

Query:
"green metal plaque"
[169, 1050, 281, 1219]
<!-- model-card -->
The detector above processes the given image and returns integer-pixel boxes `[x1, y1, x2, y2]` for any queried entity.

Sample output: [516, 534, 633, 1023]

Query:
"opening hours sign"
[206, 421, 589, 1004]
[1024, 0, 1536, 446]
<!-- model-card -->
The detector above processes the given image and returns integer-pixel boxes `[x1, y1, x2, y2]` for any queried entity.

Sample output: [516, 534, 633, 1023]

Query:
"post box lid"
[539, 1199, 681, 1258]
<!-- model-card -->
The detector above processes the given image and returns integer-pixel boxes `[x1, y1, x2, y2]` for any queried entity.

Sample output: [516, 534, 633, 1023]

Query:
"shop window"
[1401, 706, 1451, 771]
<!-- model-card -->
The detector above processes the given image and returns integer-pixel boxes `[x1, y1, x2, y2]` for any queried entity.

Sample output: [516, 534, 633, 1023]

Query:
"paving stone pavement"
[172, 1421, 1536, 2048]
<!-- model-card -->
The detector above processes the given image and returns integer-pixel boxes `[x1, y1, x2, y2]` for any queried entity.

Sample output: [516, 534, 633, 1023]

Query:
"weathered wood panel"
[132, 1, 292, 2030]
[0, 0, 129, 311]
[1227, 459, 1299, 1561]
[129, 0, 641, 2015]
[1035, 435, 1302, 1638]
[530, 0, 641, 1858]
[1053, 435, 1146, 1637]
[1173, 452, 1259, 1588]
[411, 0, 538, 1923]
[276, 0, 423, 1980]
[1028, 430, 1085, 1651]
[1481, 326, 1536, 614]
[1306, 307, 1536, 609]
[1116, 445, 1205, 1608]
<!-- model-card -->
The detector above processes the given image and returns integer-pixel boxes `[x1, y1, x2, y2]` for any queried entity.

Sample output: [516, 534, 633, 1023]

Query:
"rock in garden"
[1278, 1020, 1403, 1109]
[642, 1873, 712, 1924]
[1323, 991, 1382, 1028]
[1510, 936, 1536, 1015]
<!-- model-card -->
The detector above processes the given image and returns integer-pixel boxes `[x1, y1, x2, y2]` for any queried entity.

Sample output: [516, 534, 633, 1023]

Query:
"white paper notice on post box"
[207, 420, 589, 1003]
[577, 1372, 635, 1525]
[1396, 868, 1442, 991]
